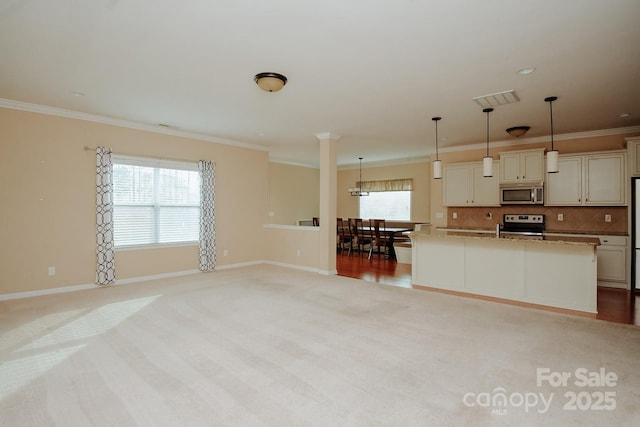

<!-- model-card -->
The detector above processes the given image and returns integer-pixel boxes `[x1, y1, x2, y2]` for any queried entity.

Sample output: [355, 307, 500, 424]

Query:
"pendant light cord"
[483, 108, 493, 157]
[549, 100, 554, 151]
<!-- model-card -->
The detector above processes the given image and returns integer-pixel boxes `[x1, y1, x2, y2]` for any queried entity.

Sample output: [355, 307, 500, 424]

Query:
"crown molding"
[439, 126, 640, 154]
[339, 155, 430, 170]
[269, 158, 319, 169]
[0, 98, 270, 152]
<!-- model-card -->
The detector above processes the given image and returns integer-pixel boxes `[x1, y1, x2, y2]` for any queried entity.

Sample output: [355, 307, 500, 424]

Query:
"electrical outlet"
[605, 214, 612, 223]
[48, 266, 56, 276]
[435, 212, 444, 219]
[296, 249, 301, 257]
[223, 249, 229, 256]
[557, 213, 563, 222]
[452, 212, 458, 219]
[486, 213, 492, 220]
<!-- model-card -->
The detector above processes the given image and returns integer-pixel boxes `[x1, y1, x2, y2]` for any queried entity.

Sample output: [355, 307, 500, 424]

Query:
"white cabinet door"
[545, 156, 582, 205]
[584, 153, 626, 205]
[443, 164, 470, 206]
[522, 151, 544, 182]
[500, 153, 521, 183]
[597, 246, 627, 282]
[499, 149, 544, 183]
[471, 163, 500, 205]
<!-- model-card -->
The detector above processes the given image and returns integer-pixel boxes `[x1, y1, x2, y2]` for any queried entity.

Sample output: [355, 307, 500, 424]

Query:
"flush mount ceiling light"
[517, 67, 536, 75]
[482, 108, 494, 177]
[545, 96, 559, 173]
[432, 117, 443, 179]
[349, 157, 369, 197]
[254, 72, 287, 92]
[506, 126, 530, 137]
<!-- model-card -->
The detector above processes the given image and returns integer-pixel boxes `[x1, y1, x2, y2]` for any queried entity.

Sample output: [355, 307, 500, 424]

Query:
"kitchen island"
[408, 228, 600, 313]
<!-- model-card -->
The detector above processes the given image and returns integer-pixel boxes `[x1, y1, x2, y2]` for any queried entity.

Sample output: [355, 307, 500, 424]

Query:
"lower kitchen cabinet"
[596, 236, 627, 286]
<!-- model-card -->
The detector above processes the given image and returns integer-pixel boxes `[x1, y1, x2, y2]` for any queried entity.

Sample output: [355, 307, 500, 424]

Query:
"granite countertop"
[412, 227, 600, 246]
[435, 226, 628, 237]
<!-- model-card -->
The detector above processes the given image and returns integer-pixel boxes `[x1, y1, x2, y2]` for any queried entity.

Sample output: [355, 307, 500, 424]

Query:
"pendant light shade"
[545, 96, 559, 173]
[349, 157, 369, 196]
[432, 116, 442, 179]
[482, 108, 494, 177]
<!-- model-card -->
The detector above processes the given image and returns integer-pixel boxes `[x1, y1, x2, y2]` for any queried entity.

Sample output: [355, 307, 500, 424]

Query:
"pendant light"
[482, 108, 494, 177]
[349, 157, 369, 196]
[432, 116, 442, 179]
[545, 96, 559, 173]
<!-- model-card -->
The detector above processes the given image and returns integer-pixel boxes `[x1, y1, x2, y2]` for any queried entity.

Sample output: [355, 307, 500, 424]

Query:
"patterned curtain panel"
[96, 147, 116, 285]
[198, 160, 216, 271]
[358, 178, 413, 192]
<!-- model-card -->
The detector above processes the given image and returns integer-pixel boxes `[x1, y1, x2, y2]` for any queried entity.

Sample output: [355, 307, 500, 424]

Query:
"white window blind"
[359, 191, 411, 220]
[112, 156, 200, 247]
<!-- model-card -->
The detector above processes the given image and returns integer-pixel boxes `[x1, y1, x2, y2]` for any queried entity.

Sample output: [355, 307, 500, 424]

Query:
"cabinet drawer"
[597, 236, 627, 246]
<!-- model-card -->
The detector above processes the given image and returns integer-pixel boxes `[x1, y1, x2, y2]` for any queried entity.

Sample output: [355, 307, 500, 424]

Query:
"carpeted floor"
[1, 264, 639, 426]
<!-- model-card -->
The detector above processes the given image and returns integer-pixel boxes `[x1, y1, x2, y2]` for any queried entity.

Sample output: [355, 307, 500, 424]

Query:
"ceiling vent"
[473, 90, 520, 109]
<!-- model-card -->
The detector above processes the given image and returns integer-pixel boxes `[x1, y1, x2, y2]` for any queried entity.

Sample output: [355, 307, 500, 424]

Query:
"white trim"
[339, 156, 431, 170]
[269, 159, 320, 169]
[262, 261, 323, 274]
[439, 126, 640, 154]
[0, 262, 338, 301]
[114, 269, 202, 285]
[0, 98, 269, 152]
[264, 224, 319, 231]
[0, 283, 99, 301]
[315, 132, 341, 141]
[215, 261, 264, 270]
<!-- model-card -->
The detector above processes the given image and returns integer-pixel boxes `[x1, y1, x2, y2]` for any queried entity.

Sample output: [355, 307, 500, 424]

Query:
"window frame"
[111, 155, 201, 250]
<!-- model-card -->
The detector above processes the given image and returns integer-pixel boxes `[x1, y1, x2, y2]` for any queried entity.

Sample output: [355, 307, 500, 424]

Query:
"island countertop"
[410, 227, 600, 247]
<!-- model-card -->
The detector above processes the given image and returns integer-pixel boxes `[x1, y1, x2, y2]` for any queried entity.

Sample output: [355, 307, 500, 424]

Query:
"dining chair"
[368, 219, 387, 259]
[350, 218, 372, 257]
[336, 218, 352, 254]
[312, 217, 319, 226]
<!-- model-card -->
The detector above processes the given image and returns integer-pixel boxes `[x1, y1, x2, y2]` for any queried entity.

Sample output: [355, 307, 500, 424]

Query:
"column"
[316, 132, 339, 275]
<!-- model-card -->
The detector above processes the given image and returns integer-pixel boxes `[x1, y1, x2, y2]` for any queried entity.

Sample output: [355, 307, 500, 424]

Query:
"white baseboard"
[0, 262, 333, 301]
[0, 282, 99, 301]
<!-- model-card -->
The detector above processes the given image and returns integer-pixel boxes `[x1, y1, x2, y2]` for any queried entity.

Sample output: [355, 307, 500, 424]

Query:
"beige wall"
[430, 133, 638, 228]
[268, 162, 320, 225]
[0, 108, 269, 295]
[338, 161, 431, 222]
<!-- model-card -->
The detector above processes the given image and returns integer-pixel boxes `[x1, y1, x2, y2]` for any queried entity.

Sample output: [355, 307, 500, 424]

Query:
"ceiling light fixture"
[517, 67, 536, 75]
[432, 116, 442, 179]
[254, 72, 287, 92]
[483, 108, 494, 177]
[545, 96, 559, 173]
[506, 126, 530, 137]
[349, 157, 369, 197]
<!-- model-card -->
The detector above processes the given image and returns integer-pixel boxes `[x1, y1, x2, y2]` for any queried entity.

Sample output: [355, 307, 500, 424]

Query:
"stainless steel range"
[502, 214, 545, 236]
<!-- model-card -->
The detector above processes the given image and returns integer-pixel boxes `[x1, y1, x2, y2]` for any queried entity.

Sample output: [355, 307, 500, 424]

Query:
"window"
[359, 191, 411, 220]
[112, 156, 200, 247]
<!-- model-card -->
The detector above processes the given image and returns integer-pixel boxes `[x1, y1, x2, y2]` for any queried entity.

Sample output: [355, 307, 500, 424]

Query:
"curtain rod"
[84, 145, 199, 164]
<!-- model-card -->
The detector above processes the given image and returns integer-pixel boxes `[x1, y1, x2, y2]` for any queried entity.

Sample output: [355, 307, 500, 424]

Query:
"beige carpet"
[1, 264, 639, 426]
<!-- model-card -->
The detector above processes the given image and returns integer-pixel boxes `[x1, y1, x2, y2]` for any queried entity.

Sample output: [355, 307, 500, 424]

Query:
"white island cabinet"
[409, 230, 599, 313]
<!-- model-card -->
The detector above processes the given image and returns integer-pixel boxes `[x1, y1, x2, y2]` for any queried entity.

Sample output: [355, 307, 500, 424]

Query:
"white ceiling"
[1, 0, 639, 167]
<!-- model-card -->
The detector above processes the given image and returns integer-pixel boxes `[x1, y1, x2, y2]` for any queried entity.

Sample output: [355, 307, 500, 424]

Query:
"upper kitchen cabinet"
[626, 137, 640, 176]
[545, 151, 627, 206]
[443, 162, 500, 206]
[499, 148, 544, 184]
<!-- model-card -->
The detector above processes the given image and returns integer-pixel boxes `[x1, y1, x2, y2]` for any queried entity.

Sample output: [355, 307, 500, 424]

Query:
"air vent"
[473, 90, 520, 109]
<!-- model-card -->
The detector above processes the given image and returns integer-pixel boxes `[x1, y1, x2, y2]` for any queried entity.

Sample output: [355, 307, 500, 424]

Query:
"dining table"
[340, 225, 412, 260]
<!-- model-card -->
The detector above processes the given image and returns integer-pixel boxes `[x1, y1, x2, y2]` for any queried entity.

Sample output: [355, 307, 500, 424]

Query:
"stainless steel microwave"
[500, 182, 544, 205]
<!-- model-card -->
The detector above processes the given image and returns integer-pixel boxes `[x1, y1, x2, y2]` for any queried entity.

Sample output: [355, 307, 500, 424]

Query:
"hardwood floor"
[336, 252, 640, 326]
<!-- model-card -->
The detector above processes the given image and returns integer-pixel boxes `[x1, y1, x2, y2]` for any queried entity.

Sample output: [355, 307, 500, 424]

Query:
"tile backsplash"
[446, 206, 627, 234]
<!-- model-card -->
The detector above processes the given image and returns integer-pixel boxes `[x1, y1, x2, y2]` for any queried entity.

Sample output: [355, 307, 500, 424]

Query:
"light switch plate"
[557, 213, 563, 221]
[605, 214, 611, 223]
